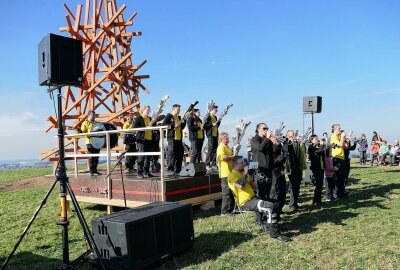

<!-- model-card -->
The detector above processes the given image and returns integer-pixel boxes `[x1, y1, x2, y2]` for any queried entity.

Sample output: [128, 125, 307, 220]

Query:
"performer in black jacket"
[343, 137, 357, 186]
[187, 109, 204, 163]
[250, 123, 275, 224]
[308, 135, 325, 205]
[282, 130, 304, 211]
[271, 138, 287, 217]
[203, 105, 220, 169]
[162, 104, 186, 175]
[133, 105, 154, 178]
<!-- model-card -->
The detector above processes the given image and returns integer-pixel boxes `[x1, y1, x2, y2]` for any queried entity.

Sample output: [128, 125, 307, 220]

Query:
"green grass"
[0, 168, 53, 185]
[1, 165, 400, 269]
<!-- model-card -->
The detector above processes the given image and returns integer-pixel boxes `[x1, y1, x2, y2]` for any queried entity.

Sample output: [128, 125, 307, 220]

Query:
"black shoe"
[146, 172, 155, 177]
[289, 206, 299, 212]
[271, 234, 291, 242]
[138, 173, 144, 179]
[93, 171, 102, 175]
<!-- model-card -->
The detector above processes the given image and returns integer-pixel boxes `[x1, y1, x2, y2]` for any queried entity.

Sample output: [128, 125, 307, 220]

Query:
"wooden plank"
[64, 51, 132, 117]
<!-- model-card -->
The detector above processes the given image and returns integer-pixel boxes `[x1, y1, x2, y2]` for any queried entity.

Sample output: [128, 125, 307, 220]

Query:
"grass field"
[0, 165, 399, 270]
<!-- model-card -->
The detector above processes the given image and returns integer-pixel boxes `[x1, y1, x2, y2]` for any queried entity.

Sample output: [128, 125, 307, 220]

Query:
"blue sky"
[0, 0, 399, 160]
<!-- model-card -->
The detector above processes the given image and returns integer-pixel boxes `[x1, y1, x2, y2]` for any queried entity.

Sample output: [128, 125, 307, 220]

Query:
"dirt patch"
[0, 176, 54, 192]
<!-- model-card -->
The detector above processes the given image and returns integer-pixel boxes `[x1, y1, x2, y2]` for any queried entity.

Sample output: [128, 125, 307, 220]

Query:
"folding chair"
[229, 188, 273, 234]
[228, 191, 253, 233]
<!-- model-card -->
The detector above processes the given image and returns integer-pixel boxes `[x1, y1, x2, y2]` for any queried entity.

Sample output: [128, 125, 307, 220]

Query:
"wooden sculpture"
[40, 0, 149, 162]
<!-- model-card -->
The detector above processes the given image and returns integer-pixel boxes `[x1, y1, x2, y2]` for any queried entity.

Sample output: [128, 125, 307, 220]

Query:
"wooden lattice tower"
[40, 0, 149, 161]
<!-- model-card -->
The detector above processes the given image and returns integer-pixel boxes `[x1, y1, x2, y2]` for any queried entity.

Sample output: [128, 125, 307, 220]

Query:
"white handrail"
[66, 125, 169, 205]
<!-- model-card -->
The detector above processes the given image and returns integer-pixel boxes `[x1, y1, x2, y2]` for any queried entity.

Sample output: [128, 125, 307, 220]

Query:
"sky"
[0, 0, 399, 160]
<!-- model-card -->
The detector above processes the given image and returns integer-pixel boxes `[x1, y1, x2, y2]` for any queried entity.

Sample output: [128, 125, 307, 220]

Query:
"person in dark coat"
[187, 109, 204, 163]
[162, 104, 186, 175]
[308, 135, 325, 205]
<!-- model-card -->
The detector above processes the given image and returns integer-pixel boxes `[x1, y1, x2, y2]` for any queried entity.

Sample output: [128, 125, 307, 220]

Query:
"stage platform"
[67, 170, 222, 211]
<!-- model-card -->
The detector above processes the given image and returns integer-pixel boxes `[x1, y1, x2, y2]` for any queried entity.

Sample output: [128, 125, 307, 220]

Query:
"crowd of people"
[80, 107, 398, 242]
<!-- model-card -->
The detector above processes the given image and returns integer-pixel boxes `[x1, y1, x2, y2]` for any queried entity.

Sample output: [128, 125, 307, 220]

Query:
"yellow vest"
[217, 143, 233, 178]
[331, 134, 345, 160]
[81, 120, 95, 144]
[143, 115, 152, 141]
[197, 120, 204, 139]
[211, 115, 218, 137]
[228, 170, 254, 207]
[173, 114, 181, 140]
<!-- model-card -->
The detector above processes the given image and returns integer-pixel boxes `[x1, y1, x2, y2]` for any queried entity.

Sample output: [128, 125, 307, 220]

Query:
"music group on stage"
[81, 101, 353, 242]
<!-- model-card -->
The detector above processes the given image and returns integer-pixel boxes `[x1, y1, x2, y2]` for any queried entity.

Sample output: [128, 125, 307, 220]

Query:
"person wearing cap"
[204, 105, 221, 169]
[187, 109, 204, 163]
[163, 104, 186, 175]
[80, 110, 102, 176]
[389, 140, 400, 166]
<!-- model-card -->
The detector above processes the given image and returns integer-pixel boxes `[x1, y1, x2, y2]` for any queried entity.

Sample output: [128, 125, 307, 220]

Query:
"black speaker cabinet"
[91, 202, 194, 270]
[38, 33, 83, 86]
[303, 96, 322, 113]
[179, 162, 207, 177]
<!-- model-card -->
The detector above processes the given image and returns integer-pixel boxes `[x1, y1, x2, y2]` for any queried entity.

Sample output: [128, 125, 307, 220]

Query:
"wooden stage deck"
[67, 170, 222, 210]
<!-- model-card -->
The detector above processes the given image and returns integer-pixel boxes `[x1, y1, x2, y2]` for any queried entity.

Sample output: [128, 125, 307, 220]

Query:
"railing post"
[160, 126, 166, 202]
[73, 138, 78, 177]
[106, 133, 112, 214]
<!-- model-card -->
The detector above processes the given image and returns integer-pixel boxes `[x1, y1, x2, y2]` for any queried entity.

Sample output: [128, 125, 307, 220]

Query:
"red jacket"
[370, 144, 379, 155]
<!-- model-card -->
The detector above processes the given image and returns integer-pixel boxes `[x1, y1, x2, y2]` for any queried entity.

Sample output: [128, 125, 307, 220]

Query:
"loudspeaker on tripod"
[38, 33, 83, 87]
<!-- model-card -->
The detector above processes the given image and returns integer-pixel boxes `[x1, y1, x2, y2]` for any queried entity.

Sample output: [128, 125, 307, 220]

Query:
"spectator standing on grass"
[358, 134, 368, 165]
[378, 140, 390, 165]
[370, 141, 379, 166]
[389, 140, 400, 166]
[216, 132, 237, 215]
[308, 135, 325, 206]
[343, 131, 357, 186]
[330, 124, 347, 199]
[324, 148, 338, 202]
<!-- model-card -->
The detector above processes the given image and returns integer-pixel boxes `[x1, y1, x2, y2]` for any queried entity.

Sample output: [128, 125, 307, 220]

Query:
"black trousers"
[312, 169, 324, 203]
[333, 158, 346, 198]
[288, 169, 302, 208]
[325, 176, 335, 198]
[87, 144, 100, 173]
[125, 143, 137, 170]
[205, 136, 218, 166]
[190, 139, 204, 163]
[221, 177, 234, 214]
[344, 158, 351, 186]
[167, 140, 184, 173]
[152, 140, 160, 163]
[272, 171, 287, 215]
[137, 140, 152, 173]
[242, 197, 280, 237]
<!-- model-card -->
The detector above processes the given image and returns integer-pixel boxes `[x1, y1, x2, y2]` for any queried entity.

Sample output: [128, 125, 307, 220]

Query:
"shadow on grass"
[0, 252, 62, 270]
[283, 182, 400, 237]
[154, 231, 252, 270]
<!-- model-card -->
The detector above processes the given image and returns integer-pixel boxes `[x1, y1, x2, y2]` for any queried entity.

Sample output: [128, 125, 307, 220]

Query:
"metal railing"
[65, 125, 169, 202]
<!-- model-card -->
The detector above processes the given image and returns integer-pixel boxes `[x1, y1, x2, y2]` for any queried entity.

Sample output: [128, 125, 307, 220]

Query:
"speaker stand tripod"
[1, 86, 105, 270]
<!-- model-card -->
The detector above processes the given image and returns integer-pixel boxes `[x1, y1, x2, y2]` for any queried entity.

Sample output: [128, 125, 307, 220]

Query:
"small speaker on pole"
[303, 96, 322, 113]
[38, 33, 83, 87]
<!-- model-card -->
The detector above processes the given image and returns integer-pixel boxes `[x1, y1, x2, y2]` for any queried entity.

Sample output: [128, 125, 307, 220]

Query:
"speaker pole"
[311, 112, 314, 135]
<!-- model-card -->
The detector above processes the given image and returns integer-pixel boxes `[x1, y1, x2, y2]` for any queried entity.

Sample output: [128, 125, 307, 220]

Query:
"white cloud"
[0, 111, 45, 137]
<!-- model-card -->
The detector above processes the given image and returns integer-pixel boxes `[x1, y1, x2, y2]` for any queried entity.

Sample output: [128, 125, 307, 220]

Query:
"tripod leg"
[65, 182, 106, 270]
[1, 179, 58, 270]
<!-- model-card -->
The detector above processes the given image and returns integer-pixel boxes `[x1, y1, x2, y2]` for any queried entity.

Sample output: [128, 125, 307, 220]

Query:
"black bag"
[123, 133, 136, 144]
